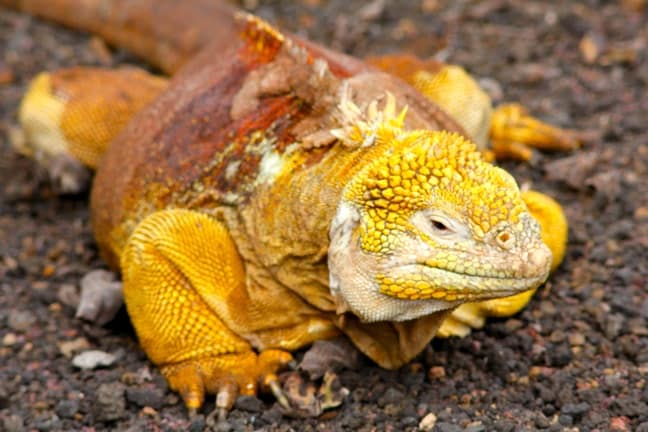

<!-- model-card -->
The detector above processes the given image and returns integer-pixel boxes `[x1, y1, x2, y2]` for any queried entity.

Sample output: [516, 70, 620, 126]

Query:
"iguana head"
[328, 94, 551, 322]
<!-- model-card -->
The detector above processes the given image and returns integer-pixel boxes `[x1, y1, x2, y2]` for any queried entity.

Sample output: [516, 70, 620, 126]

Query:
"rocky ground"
[0, 1, 647, 431]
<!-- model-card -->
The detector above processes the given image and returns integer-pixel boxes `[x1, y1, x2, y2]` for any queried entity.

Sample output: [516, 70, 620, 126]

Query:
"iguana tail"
[0, 0, 239, 73]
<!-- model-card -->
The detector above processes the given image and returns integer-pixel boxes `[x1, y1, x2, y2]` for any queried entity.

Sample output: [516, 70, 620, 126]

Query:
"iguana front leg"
[121, 208, 338, 413]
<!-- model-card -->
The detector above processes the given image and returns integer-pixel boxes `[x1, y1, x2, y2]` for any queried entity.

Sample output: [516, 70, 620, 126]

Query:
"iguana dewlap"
[5, 0, 575, 414]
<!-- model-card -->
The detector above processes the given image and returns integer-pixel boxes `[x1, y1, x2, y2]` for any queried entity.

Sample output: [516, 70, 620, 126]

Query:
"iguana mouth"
[376, 263, 548, 302]
[415, 264, 547, 282]
[409, 238, 553, 280]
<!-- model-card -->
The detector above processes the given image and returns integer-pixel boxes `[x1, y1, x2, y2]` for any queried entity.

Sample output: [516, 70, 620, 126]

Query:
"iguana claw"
[266, 375, 292, 410]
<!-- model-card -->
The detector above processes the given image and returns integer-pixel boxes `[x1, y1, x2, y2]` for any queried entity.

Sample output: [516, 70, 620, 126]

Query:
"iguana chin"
[4, 0, 575, 416]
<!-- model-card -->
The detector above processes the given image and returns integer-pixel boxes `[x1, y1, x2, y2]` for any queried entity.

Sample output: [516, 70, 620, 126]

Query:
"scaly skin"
[18, 68, 167, 169]
[5, 1, 574, 413]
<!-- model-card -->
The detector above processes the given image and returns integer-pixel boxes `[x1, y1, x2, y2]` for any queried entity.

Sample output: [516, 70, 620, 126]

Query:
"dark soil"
[1, 1, 647, 431]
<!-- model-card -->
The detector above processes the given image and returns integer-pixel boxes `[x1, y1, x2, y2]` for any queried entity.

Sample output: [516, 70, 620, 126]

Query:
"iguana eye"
[410, 210, 467, 241]
[431, 219, 449, 231]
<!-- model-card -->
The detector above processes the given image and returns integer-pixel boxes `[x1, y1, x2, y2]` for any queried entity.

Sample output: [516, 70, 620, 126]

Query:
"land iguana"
[3, 0, 578, 418]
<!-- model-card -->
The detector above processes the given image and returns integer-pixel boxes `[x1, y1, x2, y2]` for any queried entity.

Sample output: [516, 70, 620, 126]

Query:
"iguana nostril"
[496, 231, 514, 249]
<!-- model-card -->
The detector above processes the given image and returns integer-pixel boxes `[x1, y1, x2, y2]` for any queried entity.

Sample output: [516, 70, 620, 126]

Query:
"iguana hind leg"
[367, 53, 581, 160]
[490, 103, 581, 161]
[15, 67, 167, 191]
[121, 208, 336, 412]
[366, 54, 493, 150]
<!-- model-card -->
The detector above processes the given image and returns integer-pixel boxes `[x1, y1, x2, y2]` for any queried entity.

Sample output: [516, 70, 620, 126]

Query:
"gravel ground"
[1, 1, 647, 431]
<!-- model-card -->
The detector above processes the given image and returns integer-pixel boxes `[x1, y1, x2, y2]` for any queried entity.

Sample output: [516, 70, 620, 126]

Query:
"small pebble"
[605, 314, 625, 339]
[0, 384, 9, 409]
[2, 415, 24, 432]
[641, 299, 648, 319]
[378, 387, 404, 407]
[401, 416, 418, 426]
[539, 301, 557, 315]
[504, 319, 524, 332]
[57, 283, 80, 308]
[72, 350, 117, 370]
[549, 330, 566, 343]
[561, 402, 590, 418]
[610, 416, 631, 431]
[140, 406, 157, 417]
[465, 421, 486, 432]
[234, 395, 264, 413]
[213, 420, 233, 432]
[435, 422, 463, 432]
[58, 337, 90, 358]
[635, 206, 648, 219]
[559, 414, 573, 426]
[42, 264, 56, 277]
[125, 387, 165, 410]
[95, 382, 126, 422]
[0, 63, 14, 85]
[546, 343, 572, 367]
[635, 421, 648, 432]
[428, 366, 446, 380]
[55, 399, 80, 419]
[188, 415, 206, 432]
[568, 332, 585, 346]
[260, 405, 282, 425]
[613, 397, 648, 417]
[534, 413, 551, 428]
[32, 414, 62, 432]
[2, 333, 17, 346]
[8, 310, 36, 332]
[477, 77, 503, 102]
[383, 402, 402, 416]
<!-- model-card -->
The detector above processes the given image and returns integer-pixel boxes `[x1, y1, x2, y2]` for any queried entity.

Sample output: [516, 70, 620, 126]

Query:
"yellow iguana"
[4, 0, 577, 417]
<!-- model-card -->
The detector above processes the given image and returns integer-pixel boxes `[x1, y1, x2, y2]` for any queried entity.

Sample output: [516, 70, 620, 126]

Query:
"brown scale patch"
[239, 13, 286, 62]
[290, 36, 370, 79]
[124, 19, 297, 196]
[365, 54, 444, 83]
[91, 19, 287, 263]
[91, 18, 338, 264]
[201, 95, 311, 195]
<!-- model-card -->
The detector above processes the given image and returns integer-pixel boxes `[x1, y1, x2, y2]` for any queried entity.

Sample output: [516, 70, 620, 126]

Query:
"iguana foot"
[490, 103, 582, 161]
[162, 349, 294, 414]
[120, 208, 330, 413]
[436, 290, 536, 337]
[438, 189, 567, 337]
